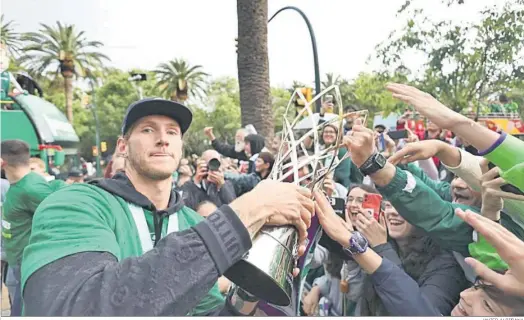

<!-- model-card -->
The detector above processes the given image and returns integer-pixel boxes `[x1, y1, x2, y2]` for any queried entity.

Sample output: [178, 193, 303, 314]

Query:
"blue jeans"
[5, 264, 22, 316]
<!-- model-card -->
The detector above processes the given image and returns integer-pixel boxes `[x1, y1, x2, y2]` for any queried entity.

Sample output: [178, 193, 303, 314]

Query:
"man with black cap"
[65, 167, 85, 184]
[21, 98, 314, 316]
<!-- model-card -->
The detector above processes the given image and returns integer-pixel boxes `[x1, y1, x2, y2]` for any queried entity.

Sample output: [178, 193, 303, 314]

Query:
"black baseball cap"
[121, 98, 193, 135]
[68, 167, 84, 178]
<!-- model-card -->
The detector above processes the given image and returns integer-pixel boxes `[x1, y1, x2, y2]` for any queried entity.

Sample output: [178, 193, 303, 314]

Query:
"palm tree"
[322, 72, 342, 89]
[237, 0, 274, 139]
[154, 58, 208, 103]
[288, 80, 307, 94]
[0, 15, 22, 56]
[19, 22, 110, 122]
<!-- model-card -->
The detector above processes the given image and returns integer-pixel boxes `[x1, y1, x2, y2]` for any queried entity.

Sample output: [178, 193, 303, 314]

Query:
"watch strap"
[359, 152, 386, 176]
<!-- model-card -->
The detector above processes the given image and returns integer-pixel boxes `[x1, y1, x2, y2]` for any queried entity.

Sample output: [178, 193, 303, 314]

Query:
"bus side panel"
[1, 110, 40, 155]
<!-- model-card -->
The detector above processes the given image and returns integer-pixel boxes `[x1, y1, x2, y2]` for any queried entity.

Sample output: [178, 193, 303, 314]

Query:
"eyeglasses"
[347, 196, 364, 205]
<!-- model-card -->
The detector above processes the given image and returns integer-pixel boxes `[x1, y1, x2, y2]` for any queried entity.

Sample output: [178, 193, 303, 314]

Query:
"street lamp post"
[268, 6, 321, 113]
[129, 73, 147, 100]
[88, 80, 102, 177]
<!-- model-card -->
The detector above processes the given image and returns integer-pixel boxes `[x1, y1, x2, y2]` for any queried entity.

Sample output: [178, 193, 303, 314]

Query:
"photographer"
[180, 149, 236, 211]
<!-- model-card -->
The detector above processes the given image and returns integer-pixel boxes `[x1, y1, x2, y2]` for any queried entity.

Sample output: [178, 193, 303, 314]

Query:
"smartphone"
[362, 194, 383, 221]
[388, 129, 408, 140]
[487, 162, 524, 196]
[318, 197, 351, 259]
[377, 134, 386, 152]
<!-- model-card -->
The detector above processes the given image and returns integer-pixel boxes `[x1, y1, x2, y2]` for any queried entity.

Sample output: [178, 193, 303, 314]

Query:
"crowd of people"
[1, 84, 524, 317]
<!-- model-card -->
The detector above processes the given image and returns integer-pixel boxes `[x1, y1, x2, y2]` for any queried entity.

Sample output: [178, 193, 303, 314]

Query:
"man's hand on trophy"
[343, 119, 376, 168]
[229, 180, 315, 257]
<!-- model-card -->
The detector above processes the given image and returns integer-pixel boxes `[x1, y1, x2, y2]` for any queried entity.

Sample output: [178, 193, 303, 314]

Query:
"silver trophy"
[224, 85, 368, 306]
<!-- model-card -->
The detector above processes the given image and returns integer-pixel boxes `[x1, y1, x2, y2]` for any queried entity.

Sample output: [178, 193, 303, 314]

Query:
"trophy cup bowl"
[224, 226, 298, 306]
[223, 85, 367, 306]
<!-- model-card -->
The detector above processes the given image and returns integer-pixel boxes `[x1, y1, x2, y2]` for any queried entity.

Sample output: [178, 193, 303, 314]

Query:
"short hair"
[29, 157, 46, 171]
[475, 273, 524, 316]
[1, 140, 30, 167]
[258, 152, 275, 172]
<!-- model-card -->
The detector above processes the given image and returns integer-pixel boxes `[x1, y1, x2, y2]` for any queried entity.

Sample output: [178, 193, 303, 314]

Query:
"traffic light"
[294, 88, 313, 116]
[101, 141, 107, 152]
[81, 94, 90, 107]
[235, 37, 238, 53]
[129, 73, 147, 81]
[294, 87, 313, 107]
[92, 146, 99, 157]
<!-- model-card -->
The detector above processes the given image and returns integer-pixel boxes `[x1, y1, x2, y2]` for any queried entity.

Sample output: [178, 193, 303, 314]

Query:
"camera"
[207, 158, 221, 172]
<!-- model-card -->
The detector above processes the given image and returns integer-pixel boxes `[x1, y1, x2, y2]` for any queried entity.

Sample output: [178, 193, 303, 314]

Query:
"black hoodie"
[23, 173, 252, 316]
[244, 134, 265, 173]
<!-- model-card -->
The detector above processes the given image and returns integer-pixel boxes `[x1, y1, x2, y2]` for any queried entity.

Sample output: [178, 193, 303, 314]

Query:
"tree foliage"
[375, 0, 524, 112]
[1, 15, 22, 56]
[19, 22, 109, 78]
[154, 58, 209, 102]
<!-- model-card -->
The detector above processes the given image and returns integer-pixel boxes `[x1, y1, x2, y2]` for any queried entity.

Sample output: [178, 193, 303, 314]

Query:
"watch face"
[376, 153, 387, 167]
[345, 232, 368, 255]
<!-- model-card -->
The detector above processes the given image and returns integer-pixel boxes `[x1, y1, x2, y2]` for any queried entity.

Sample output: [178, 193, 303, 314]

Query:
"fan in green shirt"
[2, 142, 54, 266]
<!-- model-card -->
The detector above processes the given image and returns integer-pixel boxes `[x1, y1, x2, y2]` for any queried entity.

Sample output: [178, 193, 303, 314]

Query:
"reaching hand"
[479, 166, 504, 220]
[382, 130, 396, 151]
[388, 139, 446, 166]
[302, 286, 321, 316]
[405, 127, 419, 144]
[314, 190, 353, 248]
[203, 127, 215, 140]
[342, 119, 376, 168]
[386, 83, 459, 130]
[323, 175, 336, 198]
[355, 213, 387, 247]
[455, 208, 524, 297]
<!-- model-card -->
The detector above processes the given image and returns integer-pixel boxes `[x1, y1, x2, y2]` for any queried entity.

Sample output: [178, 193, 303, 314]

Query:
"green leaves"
[19, 22, 110, 78]
[375, 0, 524, 113]
[153, 58, 209, 102]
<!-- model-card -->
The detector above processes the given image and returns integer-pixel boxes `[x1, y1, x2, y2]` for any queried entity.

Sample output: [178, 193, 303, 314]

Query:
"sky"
[3, 0, 502, 88]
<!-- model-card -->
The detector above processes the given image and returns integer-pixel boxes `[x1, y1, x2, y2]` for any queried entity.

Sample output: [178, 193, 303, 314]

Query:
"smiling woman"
[451, 275, 524, 317]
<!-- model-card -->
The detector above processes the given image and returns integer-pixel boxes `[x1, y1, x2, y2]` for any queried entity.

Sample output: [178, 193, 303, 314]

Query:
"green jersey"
[2, 172, 53, 265]
[22, 182, 224, 315]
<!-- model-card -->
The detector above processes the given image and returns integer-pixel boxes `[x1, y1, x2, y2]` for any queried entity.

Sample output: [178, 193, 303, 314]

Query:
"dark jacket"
[211, 134, 265, 174]
[179, 179, 237, 211]
[244, 134, 266, 174]
[359, 242, 468, 316]
[211, 140, 249, 161]
[23, 173, 251, 316]
[225, 172, 262, 197]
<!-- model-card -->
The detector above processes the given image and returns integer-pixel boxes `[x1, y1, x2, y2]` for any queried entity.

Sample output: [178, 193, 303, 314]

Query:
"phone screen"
[362, 194, 383, 221]
[387, 130, 408, 140]
[487, 162, 524, 196]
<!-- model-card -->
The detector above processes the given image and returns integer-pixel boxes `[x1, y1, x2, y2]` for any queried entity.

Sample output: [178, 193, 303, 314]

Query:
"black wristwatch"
[359, 152, 387, 176]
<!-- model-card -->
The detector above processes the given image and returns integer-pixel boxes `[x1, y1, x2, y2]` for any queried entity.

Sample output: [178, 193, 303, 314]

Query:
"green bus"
[1, 94, 80, 173]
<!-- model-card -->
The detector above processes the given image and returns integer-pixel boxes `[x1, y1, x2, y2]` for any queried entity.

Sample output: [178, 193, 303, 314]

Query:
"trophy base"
[224, 259, 292, 306]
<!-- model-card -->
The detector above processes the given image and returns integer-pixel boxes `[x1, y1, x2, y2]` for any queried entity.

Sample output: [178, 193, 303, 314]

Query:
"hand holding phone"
[362, 194, 383, 222]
